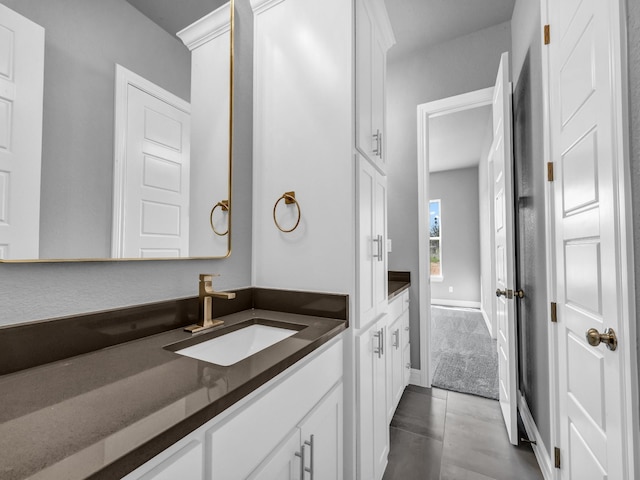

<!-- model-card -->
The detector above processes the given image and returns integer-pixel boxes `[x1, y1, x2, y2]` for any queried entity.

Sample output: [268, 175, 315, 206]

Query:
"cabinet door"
[299, 384, 343, 480]
[355, 0, 375, 164]
[374, 173, 388, 317]
[358, 156, 387, 330]
[248, 430, 301, 480]
[356, 320, 388, 480]
[387, 317, 404, 421]
[403, 343, 411, 388]
[371, 33, 386, 170]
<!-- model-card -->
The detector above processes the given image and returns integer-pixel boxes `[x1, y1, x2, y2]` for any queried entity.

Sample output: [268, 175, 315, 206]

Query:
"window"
[429, 199, 442, 279]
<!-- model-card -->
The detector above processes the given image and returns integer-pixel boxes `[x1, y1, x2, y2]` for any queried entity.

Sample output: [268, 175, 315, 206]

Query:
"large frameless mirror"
[0, 0, 233, 261]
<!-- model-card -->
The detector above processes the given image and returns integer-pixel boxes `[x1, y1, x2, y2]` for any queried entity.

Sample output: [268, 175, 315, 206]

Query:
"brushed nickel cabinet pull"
[295, 442, 306, 479]
[304, 436, 314, 479]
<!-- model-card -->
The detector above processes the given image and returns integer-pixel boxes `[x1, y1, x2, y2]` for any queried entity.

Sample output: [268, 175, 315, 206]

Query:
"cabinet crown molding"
[250, 0, 287, 15]
[369, 0, 396, 49]
[177, 1, 231, 51]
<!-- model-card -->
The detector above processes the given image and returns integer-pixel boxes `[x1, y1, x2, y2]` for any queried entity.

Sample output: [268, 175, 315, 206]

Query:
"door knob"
[586, 328, 618, 351]
[496, 289, 513, 299]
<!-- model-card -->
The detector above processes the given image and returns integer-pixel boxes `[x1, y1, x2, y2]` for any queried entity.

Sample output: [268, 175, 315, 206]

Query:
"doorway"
[425, 105, 498, 400]
[416, 86, 495, 390]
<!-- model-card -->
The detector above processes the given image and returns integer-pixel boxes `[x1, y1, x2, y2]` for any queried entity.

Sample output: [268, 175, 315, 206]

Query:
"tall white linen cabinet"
[251, 0, 395, 478]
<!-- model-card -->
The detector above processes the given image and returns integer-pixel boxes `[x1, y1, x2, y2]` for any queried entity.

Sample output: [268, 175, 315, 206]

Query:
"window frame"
[429, 199, 443, 281]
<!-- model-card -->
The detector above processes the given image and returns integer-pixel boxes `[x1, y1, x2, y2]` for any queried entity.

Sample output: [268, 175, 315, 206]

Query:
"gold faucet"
[184, 274, 236, 333]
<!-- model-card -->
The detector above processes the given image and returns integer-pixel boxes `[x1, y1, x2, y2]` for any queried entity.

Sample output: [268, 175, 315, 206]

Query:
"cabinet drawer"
[388, 289, 408, 321]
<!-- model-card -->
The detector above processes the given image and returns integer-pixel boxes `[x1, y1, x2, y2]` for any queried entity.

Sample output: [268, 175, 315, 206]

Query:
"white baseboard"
[409, 368, 426, 387]
[431, 299, 481, 309]
[481, 308, 493, 337]
[518, 393, 555, 480]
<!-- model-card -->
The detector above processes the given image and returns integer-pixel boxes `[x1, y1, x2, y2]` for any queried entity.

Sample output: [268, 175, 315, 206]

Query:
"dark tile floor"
[383, 386, 543, 480]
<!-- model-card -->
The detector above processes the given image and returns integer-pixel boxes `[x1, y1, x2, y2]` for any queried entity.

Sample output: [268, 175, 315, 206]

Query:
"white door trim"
[540, 0, 639, 476]
[415, 87, 494, 387]
[538, 0, 560, 477]
[112, 65, 191, 258]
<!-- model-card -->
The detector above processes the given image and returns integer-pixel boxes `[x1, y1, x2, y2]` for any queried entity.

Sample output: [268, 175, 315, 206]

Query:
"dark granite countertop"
[388, 271, 411, 300]
[0, 308, 346, 480]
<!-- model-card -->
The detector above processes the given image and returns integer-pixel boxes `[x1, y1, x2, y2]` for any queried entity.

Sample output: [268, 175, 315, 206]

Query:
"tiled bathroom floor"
[383, 386, 543, 480]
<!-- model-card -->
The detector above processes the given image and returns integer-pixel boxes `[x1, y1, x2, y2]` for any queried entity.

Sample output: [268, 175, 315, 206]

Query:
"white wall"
[478, 124, 494, 332]
[429, 167, 481, 305]
[0, 0, 254, 326]
[387, 21, 512, 367]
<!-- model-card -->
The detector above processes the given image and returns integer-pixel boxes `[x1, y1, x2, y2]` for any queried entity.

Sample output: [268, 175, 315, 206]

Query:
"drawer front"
[388, 289, 409, 322]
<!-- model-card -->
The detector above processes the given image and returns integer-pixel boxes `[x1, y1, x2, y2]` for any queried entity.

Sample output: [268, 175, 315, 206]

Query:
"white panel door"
[0, 4, 44, 260]
[119, 83, 190, 258]
[550, 0, 630, 477]
[492, 51, 518, 445]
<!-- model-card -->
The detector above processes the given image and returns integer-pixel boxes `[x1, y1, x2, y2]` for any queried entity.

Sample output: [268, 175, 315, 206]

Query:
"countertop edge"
[388, 281, 410, 301]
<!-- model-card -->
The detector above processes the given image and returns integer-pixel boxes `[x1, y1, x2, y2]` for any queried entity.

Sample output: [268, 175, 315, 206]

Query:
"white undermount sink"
[176, 324, 299, 366]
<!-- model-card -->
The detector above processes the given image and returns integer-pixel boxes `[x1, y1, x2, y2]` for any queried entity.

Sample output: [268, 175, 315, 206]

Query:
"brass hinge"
[551, 302, 557, 323]
[544, 25, 551, 45]
[554, 446, 561, 468]
[547, 162, 554, 182]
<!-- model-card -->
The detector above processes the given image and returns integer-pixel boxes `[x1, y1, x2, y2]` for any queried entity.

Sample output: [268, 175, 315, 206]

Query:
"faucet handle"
[199, 273, 220, 282]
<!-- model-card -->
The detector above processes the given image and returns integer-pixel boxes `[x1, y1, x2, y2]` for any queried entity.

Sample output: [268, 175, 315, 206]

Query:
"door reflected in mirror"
[0, 0, 232, 261]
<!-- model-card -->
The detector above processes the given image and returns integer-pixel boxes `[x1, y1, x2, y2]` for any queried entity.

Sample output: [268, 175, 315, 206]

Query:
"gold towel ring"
[210, 200, 230, 236]
[273, 191, 301, 233]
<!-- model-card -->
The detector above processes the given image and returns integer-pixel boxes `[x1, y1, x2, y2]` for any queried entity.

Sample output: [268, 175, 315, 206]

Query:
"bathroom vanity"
[0, 289, 348, 479]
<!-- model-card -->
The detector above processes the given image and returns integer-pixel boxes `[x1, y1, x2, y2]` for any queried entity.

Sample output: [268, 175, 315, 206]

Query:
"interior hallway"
[383, 386, 543, 480]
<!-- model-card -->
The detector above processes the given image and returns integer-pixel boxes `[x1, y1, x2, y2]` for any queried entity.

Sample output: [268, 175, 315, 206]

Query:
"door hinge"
[544, 25, 551, 45]
[550, 302, 557, 323]
[547, 162, 554, 182]
[554, 446, 561, 468]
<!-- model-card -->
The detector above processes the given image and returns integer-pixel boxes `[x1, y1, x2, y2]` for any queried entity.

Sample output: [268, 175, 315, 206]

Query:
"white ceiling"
[384, 0, 516, 61]
[383, 0, 514, 173]
[126, 0, 227, 36]
[428, 106, 492, 173]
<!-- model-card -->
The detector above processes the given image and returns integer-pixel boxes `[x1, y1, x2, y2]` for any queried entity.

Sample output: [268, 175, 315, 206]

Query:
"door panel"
[492, 51, 518, 445]
[549, 0, 629, 476]
[0, 4, 44, 259]
[119, 84, 190, 258]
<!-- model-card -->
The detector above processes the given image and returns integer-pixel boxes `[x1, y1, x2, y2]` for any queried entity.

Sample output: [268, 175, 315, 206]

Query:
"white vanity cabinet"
[355, 0, 395, 173]
[358, 155, 388, 330]
[123, 338, 343, 480]
[249, 383, 343, 479]
[386, 289, 410, 422]
[356, 318, 389, 480]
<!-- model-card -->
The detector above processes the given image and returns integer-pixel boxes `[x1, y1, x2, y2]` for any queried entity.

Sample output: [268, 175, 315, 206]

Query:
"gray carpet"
[430, 306, 499, 400]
